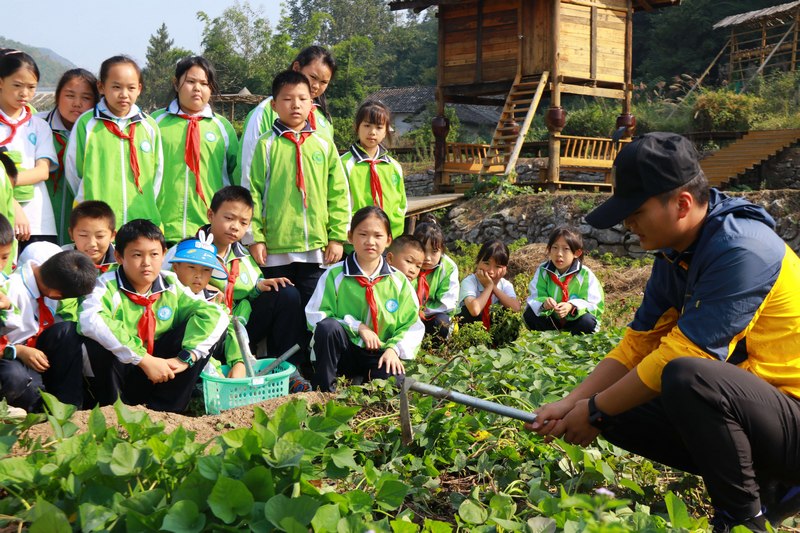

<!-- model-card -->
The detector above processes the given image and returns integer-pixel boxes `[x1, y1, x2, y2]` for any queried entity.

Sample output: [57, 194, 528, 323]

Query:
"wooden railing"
[557, 134, 628, 169]
[443, 143, 505, 173]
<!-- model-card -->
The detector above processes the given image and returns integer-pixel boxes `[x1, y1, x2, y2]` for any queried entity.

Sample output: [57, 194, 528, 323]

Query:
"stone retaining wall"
[444, 190, 800, 258]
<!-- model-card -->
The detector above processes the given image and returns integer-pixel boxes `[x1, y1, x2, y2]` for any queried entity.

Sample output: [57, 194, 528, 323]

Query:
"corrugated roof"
[714, 1, 800, 30]
[369, 86, 435, 114]
[367, 86, 502, 126]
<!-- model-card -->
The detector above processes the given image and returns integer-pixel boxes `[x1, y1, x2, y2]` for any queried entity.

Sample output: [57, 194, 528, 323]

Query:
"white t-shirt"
[1, 107, 58, 235]
[458, 273, 517, 308]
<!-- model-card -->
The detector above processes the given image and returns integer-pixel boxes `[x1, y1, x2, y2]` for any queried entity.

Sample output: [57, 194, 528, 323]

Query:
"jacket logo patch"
[385, 299, 399, 313]
[140, 141, 152, 153]
[205, 132, 217, 142]
[239, 272, 249, 284]
[312, 151, 324, 163]
[27, 132, 37, 145]
[157, 305, 173, 321]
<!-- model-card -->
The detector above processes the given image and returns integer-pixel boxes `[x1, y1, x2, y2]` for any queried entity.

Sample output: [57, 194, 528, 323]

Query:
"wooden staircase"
[478, 72, 549, 178]
[700, 129, 800, 187]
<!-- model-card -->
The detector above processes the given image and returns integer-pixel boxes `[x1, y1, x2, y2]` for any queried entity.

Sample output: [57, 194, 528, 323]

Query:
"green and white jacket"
[341, 144, 407, 244]
[243, 120, 351, 253]
[37, 109, 73, 245]
[413, 254, 460, 318]
[236, 98, 334, 185]
[77, 268, 229, 365]
[306, 255, 424, 359]
[153, 101, 238, 243]
[526, 258, 605, 322]
[64, 99, 163, 227]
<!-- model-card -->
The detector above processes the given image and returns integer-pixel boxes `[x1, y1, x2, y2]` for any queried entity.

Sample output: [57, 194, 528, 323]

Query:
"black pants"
[601, 357, 800, 521]
[261, 262, 323, 309]
[311, 318, 395, 392]
[261, 262, 323, 370]
[423, 312, 451, 339]
[0, 321, 83, 412]
[523, 306, 597, 335]
[246, 286, 306, 366]
[84, 322, 218, 412]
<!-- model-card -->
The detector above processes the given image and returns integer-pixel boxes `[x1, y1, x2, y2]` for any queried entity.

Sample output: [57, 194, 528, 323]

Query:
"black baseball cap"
[585, 132, 702, 229]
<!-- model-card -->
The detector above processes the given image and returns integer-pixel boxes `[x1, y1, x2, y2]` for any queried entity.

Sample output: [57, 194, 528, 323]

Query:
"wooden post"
[546, 0, 563, 187]
[793, 12, 799, 71]
[729, 29, 735, 83]
[616, 0, 635, 139]
[432, 11, 448, 193]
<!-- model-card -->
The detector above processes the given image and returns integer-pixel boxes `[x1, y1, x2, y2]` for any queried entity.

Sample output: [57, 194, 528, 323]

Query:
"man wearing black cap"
[527, 132, 800, 532]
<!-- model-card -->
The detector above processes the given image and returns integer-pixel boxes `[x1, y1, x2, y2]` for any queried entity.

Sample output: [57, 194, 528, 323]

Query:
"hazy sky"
[3, 0, 283, 73]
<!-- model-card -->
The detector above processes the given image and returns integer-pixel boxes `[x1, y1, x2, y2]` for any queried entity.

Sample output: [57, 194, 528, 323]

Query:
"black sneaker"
[765, 484, 800, 525]
[710, 511, 767, 533]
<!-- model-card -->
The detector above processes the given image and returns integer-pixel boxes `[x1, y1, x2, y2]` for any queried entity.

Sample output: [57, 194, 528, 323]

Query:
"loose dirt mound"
[16, 391, 333, 450]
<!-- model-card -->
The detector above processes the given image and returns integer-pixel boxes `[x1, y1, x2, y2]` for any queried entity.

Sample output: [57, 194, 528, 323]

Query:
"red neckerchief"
[308, 106, 318, 130]
[0, 106, 32, 147]
[25, 297, 55, 347]
[52, 132, 67, 193]
[177, 113, 206, 205]
[224, 258, 240, 313]
[366, 159, 384, 209]
[481, 297, 492, 330]
[122, 291, 160, 354]
[101, 120, 141, 192]
[96, 263, 111, 274]
[355, 276, 381, 334]
[416, 269, 434, 319]
[280, 129, 313, 208]
[549, 272, 575, 302]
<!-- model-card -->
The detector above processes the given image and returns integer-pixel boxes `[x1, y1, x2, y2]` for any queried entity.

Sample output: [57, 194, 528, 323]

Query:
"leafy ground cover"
[1, 328, 739, 532]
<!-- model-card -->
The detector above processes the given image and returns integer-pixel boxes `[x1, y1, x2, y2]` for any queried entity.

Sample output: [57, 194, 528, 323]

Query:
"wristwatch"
[2, 345, 15, 360]
[587, 393, 609, 430]
[177, 350, 195, 368]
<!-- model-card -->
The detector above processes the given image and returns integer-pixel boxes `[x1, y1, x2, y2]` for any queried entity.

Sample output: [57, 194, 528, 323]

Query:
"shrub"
[562, 103, 619, 137]
[692, 90, 762, 131]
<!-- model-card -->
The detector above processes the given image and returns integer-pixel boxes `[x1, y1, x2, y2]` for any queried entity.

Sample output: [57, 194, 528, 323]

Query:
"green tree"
[198, 0, 283, 95]
[140, 24, 191, 111]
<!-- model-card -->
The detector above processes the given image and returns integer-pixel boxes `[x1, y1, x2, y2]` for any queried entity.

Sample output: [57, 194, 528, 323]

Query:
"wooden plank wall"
[441, 0, 520, 86]
[560, 1, 626, 84]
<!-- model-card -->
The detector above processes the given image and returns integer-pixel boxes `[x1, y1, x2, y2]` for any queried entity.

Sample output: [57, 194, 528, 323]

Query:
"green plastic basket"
[201, 358, 295, 415]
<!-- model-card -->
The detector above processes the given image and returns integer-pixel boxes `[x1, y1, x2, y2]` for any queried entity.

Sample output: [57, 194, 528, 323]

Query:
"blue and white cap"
[169, 237, 227, 280]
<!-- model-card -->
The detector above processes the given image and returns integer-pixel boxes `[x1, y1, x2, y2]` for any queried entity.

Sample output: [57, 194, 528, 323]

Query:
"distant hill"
[0, 36, 76, 89]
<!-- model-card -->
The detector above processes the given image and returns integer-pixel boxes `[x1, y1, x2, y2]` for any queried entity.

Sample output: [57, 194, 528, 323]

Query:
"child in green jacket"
[180, 186, 309, 390]
[413, 220, 460, 339]
[306, 206, 424, 392]
[153, 56, 238, 245]
[342, 101, 407, 253]
[243, 70, 351, 308]
[64, 56, 163, 229]
[77, 219, 229, 412]
[524, 226, 604, 335]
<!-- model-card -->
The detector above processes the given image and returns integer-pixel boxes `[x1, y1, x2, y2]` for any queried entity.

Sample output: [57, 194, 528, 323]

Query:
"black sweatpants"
[601, 357, 800, 521]
[245, 286, 306, 366]
[84, 322, 220, 412]
[261, 262, 323, 370]
[523, 306, 597, 335]
[0, 321, 83, 412]
[311, 318, 396, 392]
[423, 312, 451, 339]
[261, 262, 323, 309]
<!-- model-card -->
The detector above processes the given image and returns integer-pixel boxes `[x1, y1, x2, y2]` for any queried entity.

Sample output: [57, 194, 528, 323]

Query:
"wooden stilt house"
[388, 0, 680, 192]
[714, 1, 800, 89]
